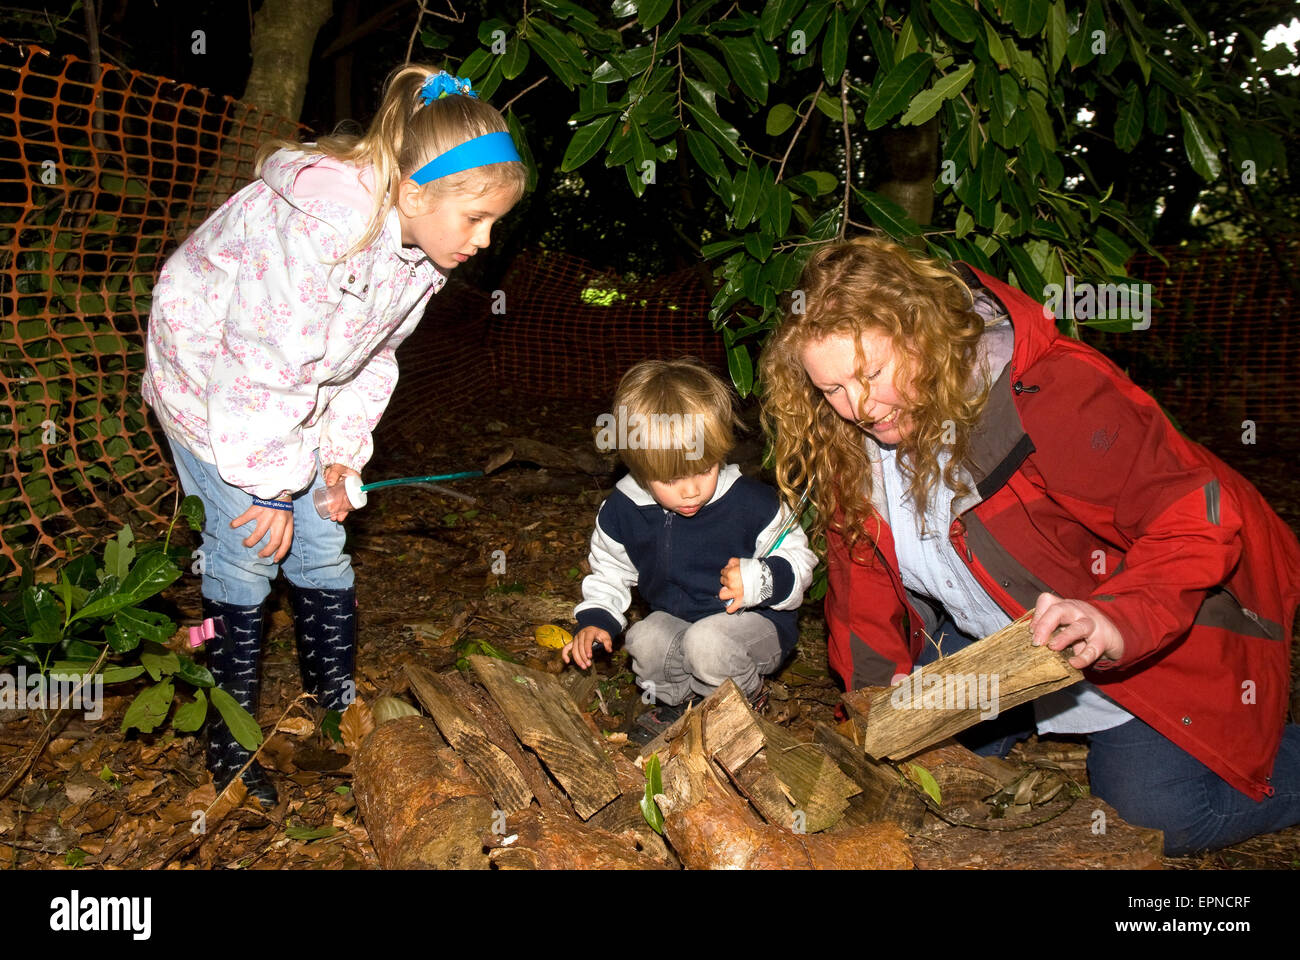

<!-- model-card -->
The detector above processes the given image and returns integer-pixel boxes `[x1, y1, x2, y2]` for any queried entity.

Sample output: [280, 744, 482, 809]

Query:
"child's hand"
[323, 463, 361, 522]
[719, 557, 744, 613]
[563, 626, 612, 669]
[231, 502, 294, 562]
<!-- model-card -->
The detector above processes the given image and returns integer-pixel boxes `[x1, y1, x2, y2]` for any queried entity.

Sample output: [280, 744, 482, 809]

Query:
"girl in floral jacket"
[143, 67, 525, 803]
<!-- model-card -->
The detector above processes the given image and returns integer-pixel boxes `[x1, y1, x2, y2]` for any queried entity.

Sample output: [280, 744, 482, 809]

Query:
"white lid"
[344, 474, 368, 510]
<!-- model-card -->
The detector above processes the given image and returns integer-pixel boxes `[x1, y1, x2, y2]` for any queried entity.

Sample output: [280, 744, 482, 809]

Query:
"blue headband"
[409, 132, 523, 185]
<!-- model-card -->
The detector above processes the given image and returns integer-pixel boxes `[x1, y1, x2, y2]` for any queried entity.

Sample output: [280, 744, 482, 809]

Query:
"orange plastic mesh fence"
[1080, 239, 1300, 429]
[0, 40, 300, 579]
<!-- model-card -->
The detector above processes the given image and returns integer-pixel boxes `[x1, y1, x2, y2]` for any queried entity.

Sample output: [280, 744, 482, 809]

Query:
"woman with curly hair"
[759, 236, 1300, 855]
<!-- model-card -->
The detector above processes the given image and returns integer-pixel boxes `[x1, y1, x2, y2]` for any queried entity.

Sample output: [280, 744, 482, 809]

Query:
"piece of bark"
[352, 716, 493, 869]
[658, 712, 913, 870]
[405, 663, 533, 815]
[725, 750, 795, 826]
[439, 668, 574, 817]
[909, 796, 1164, 869]
[843, 616, 1082, 759]
[470, 655, 619, 820]
[757, 717, 860, 833]
[814, 721, 927, 830]
[636, 679, 764, 769]
[487, 808, 673, 870]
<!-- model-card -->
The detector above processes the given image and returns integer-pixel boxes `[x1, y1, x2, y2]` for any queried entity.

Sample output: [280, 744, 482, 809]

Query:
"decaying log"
[439, 668, 574, 816]
[353, 716, 493, 869]
[405, 663, 533, 815]
[910, 795, 1164, 869]
[658, 711, 914, 869]
[636, 679, 764, 768]
[843, 615, 1083, 759]
[486, 808, 673, 870]
[470, 655, 619, 819]
[757, 716, 860, 833]
[814, 722, 927, 830]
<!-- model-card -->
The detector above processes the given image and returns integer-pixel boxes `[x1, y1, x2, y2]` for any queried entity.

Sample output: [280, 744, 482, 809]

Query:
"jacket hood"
[616, 462, 742, 509]
[960, 264, 1061, 380]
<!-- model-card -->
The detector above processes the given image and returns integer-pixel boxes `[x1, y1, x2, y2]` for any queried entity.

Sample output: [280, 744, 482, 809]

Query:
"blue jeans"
[920, 614, 1300, 855]
[1088, 716, 1300, 857]
[167, 438, 354, 606]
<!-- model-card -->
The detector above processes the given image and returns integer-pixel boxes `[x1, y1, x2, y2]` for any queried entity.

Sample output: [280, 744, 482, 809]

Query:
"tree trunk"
[243, 0, 334, 121]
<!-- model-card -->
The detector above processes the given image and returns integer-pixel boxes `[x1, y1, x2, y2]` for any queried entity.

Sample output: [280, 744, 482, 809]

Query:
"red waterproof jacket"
[824, 265, 1300, 801]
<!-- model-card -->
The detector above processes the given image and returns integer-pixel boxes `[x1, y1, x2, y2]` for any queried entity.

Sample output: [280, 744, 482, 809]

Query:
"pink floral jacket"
[143, 149, 446, 499]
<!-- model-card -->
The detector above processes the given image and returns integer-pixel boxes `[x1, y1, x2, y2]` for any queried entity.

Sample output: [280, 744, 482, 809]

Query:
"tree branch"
[776, 81, 824, 183]
[838, 73, 851, 241]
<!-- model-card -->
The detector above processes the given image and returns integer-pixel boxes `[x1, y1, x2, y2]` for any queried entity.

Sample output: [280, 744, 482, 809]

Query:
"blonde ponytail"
[256, 64, 527, 259]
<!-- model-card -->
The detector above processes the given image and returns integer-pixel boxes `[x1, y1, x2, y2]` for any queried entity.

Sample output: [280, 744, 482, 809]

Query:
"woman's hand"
[563, 626, 612, 670]
[230, 501, 294, 562]
[1030, 592, 1125, 669]
[323, 463, 361, 522]
[719, 557, 745, 613]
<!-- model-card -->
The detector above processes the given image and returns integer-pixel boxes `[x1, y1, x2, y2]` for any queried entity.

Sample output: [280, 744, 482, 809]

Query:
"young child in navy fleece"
[561, 359, 817, 738]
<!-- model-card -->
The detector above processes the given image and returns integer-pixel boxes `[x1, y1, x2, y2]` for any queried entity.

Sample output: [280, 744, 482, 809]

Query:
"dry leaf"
[128, 779, 159, 802]
[275, 717, 315, 737]
[339, 699, 375, 754]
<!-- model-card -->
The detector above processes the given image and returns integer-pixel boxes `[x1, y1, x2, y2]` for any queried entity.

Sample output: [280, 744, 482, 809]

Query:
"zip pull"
[1013, 380, 1040, 395]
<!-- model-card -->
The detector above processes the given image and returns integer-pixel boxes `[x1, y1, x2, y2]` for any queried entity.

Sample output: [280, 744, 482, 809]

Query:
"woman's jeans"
[167, 438, 354, 605]
[918, 616, 1300, 855]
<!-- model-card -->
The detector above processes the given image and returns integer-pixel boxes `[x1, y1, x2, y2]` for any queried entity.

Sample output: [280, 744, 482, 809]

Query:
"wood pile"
[348, 628, 1164, 869]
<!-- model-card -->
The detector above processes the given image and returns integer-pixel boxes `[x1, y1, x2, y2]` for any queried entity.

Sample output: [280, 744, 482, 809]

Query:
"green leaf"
[171, 688, 207, 732]
[726, 339, 754, 397]
[176, 656, 215, 688]
[637, 0, 674, 29]
[560, 113, 619, 172]
[1046, 1, 1068, 73]
[140, 647, 180, 682]
[863, 53, 932, 130]
[822, 7, 848, 83]
[686, 102, 746, 165]
[501, 35, 531, 80]
[22, 587, 63, 643]
[100, 526, 136, 584]
[718, 35, 769, 104]
[930, 0, 981, 43]
[210, 686, 264, 752]
[855, 189, 923, 238]
[760, 0, 803, 42]
[686, 130, 726, 179]
[766, 103, 797, 136]
[1007, 0, 1048, 37]
[114, 606, 173, 645]
[803, 170, 839, 196]
[640, 752, 665, 834]
[101, 665, 146, 684]
[120, 679, 174, 735]
[905, 762, 942, 806]
[179, 495, 205, 533]
[1180, 107, 1221, 180]
[683, 46, 733, 101]
[1163, 0, 1206, 45]
[900, 61, 975, 126]
[955, 208, 975, 239]
[984, 21, 1010, 69]
[592, 45, 656, 83]
[77, 549, 180, 620]
[1115, 81, 1143, 152]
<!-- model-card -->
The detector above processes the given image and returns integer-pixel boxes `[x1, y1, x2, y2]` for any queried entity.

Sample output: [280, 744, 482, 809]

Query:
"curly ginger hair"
[759, 237, 989, 556]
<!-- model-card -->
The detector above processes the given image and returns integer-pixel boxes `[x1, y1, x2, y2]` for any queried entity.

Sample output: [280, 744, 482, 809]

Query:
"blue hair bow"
[419, 71, 478, 104]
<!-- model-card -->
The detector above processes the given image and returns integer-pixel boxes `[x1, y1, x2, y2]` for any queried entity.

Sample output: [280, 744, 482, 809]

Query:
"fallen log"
[843, 615, 1082, 759]
[471, 655, 619, 819]
[405, 663, 533, 815]
[352, 715, 494, 869]
[486, 808, 673, 870]
[814, 722, 927, 830]
[657, 711, 914, 869]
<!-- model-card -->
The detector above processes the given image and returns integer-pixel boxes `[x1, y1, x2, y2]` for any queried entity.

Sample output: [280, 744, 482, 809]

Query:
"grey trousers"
[624, 609, 784, 705]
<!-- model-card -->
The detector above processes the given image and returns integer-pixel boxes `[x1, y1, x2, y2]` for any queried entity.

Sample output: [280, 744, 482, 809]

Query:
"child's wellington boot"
[289, 586, 357, 712]
[202, 597, 278, 806]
